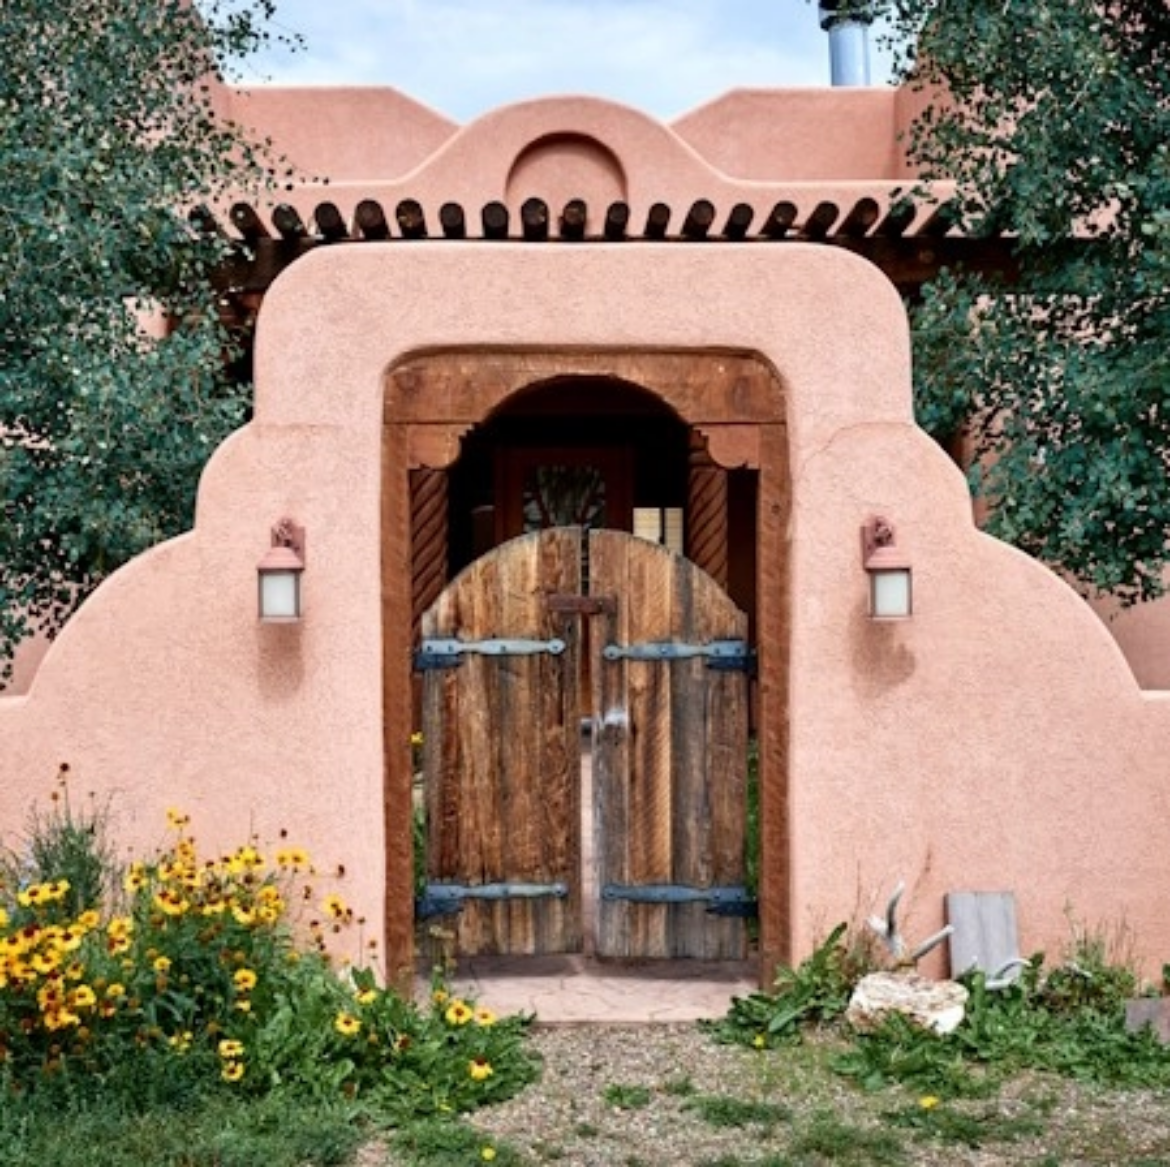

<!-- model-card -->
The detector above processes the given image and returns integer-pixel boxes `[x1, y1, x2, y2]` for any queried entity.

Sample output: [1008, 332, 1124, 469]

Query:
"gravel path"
[376, 1022, 1170, 1166]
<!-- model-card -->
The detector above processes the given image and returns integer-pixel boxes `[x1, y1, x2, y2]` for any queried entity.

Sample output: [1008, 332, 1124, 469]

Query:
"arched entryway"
[382, 348, 791, 985]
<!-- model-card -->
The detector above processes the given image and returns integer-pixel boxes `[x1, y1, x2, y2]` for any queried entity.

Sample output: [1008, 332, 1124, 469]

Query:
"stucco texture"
[3, 242, 1169, 980]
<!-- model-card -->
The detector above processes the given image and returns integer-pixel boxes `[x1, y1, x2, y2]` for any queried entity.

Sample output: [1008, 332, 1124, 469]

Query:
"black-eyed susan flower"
[233, 967, 258, 992]
[217, 1038, 245, 1059]
[469, 1057, 493, 1081]
[221, 1060, 245, 1082]
[68, 984, 97, 1010]
[445, 999, 473, 1026]
[473, 1006, 497, 1027]
[334, 1012, 361, 1037]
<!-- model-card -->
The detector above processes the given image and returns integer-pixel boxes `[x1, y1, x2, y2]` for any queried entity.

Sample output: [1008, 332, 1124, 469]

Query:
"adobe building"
[4, 36, 1170, 988]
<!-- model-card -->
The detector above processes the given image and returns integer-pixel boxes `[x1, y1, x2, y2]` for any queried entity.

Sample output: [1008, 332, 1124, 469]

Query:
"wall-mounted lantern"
[257, 519, 305, 622]
[861, 516, 912, 620]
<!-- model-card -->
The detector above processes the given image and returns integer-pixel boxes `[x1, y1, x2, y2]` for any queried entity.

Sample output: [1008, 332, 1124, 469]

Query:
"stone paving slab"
[421, 955, 758, 1024]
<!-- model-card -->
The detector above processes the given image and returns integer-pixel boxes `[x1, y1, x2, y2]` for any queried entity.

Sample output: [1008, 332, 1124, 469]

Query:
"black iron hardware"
[601, 883, 757, 918]
[414, 636, 566, 671]
[601, 639, 751, 671]
[415, 880, 569, 919]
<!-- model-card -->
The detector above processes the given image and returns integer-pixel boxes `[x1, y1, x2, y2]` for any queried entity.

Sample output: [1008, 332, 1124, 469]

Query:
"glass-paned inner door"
[522, 465, 607, 532]
[496, 447, 633, 544]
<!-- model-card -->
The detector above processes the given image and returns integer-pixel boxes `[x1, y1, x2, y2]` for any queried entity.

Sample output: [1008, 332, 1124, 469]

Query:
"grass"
[0, 1089, 364, 1167]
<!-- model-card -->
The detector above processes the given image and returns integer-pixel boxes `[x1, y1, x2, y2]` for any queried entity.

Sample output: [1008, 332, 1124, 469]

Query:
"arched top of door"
[384, 346, 785, 470]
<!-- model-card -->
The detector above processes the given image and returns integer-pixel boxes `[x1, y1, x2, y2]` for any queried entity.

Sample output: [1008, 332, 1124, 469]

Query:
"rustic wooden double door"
[417, 527, 750, 961]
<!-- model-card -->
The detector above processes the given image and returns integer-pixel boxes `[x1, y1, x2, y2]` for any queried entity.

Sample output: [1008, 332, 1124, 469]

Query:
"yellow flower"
[334, 1012, 361, 1037]
[17, 881, 69, 908]
[919, 1095, 940, 1110]
[233, 968, 258, 992]
[445, 1000, 473, 1026]
[218, 1039, 245, 1059]
[231, 905, 257, 927]
[0, 907, 8, 929]
[166, 808, 190, 830]
[469, 1057, 493, 1081]
[473, 1006, 497, 1027]
[69, 984, 97, 1010]
[226, 845, 265, 874]
[42, 1008, 81, 1030]
[321, 893, 350, 921]
[76, 909, 100, 932]
[105, 982, 126, 1000]
[752, 1034, 767, 1049]
[481, 1149, 497, 1162]
[276, 846, 310, 870]
[355, 988, 378, 1006]
[31, 950, 60, 974]
[153, 955, 172, 974]
[124, 864, 148, 892]
[154, 890, 190, 917]
[221, 1060, 245, 1082]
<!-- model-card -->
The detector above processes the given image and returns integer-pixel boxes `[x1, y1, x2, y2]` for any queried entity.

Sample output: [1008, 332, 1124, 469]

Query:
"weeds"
[602, 1082, 652, 1109]
[883, 1095, 1045, 1148]
[682, 1093, 791, 1130]
[792, 1108, 906, 1164]
[705, 922, 866, 1047]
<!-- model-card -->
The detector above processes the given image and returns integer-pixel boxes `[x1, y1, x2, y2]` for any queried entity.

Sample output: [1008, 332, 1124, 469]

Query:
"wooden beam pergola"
[203, 193, 1093, 333]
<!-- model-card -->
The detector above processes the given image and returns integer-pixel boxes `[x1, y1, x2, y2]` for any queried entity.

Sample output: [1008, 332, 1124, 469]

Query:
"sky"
[239, 0, 895, 124]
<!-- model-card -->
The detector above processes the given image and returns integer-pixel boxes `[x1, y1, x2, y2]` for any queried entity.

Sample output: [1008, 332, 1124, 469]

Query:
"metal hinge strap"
[414, 636, 566, 671]
[601, 639, 751, 671]
[601, 883, 757, 917]
[415, 880, 569, 919]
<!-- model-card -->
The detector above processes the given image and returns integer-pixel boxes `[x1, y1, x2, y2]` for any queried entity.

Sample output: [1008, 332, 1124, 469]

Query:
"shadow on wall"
[849, 604, 917, 697]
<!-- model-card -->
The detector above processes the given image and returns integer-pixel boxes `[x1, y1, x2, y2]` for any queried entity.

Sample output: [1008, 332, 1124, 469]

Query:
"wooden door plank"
[591, 530, 748, 960]
[421, 528, 582, 956]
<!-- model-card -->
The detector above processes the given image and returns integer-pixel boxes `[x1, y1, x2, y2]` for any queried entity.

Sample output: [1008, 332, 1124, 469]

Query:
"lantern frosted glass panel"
[259, 571, 301, 621]
[870, 568, 912, 619]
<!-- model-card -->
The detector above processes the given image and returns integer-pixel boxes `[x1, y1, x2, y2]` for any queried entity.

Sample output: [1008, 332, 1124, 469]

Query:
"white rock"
[846, 971, 969, 1035]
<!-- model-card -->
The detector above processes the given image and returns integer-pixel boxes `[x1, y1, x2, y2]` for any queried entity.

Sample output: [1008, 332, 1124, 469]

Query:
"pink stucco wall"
[224, 84, 912, 185]
[4, 239, 1170, 980]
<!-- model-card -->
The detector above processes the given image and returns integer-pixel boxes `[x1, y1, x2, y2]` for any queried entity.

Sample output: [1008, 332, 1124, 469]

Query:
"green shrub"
[0, 783, 537, 1123]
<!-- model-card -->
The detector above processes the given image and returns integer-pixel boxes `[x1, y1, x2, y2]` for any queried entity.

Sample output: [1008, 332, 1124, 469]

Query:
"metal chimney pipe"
[818, 2, 874, 87]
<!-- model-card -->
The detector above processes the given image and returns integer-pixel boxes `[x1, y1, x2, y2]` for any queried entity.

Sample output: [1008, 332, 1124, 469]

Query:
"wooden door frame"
[382, 346, 790, 989]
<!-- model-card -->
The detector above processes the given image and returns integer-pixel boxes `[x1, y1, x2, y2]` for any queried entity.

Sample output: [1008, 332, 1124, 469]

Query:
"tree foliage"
[0, 0, 295, 678]
[880, 1, 1170, 603]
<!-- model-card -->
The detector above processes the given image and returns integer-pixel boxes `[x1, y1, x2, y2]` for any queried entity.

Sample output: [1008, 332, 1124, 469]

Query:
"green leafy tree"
[880, 1, 1170, 603]
[0, 0, 295, 678]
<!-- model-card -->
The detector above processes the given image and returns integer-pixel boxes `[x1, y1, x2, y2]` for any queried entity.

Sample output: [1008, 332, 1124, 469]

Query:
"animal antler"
[867, 881, 954, 968]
